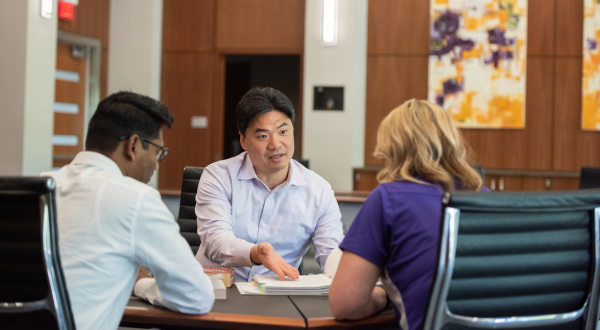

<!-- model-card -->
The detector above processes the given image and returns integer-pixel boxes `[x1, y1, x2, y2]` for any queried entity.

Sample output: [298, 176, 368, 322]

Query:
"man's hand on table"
[250, 242, 300, 280]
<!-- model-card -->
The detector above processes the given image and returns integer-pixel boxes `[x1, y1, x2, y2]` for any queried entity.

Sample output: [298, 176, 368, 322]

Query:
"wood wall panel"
[363, 0, 578, 181]
[549, 178, 579, 191]
[553, 58, 583, 170]
[367, 0, 430, 55]
[486, 176, 548, 192]
[461, 58, 554, 170]
[527, 0, 555, 56]
[163, 0, 215, 52]
[58, 0, 110, 47]
[160, 0, 306, 189]
[553, 58, 600, 170]
[216, 0, 305, 49]
[485, 176, 578, 192]
[581, 131, 600, 168]
[353, 169, 379, 191]
[556, 0, 584, 56]
[364, 56, 428, 165]
[354, 170, 580, 192]
[159, 53, 215, 190]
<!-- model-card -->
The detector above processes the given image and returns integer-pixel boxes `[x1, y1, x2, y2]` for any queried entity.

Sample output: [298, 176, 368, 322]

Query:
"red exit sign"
[58, 1, 75, 21]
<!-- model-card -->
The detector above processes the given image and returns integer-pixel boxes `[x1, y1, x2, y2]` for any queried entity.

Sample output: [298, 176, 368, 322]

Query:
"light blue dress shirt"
[195, 152, 344, 282]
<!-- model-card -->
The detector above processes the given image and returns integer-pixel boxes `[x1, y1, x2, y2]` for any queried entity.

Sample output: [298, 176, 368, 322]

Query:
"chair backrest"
[580, 167, 600, 189]
[424, 189, 600, 330]
[0, 177, 76, 330]
[471, 164, 485, 182]
[177, 167, 204, 255]
[298, 159, 309, 169]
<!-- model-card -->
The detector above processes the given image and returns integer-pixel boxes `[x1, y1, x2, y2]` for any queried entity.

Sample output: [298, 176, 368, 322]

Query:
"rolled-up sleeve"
[313, 188, 344, 270]
[195, 166, 255, 267]
[133, 189, 214, 314]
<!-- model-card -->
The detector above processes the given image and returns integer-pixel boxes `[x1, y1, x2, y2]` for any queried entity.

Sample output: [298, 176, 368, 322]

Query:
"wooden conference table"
[121, 286, 397, 329]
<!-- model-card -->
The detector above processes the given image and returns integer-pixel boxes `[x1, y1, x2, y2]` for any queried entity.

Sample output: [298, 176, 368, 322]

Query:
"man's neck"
[256, 163, 290, 190]
[88, 148, 128, 177]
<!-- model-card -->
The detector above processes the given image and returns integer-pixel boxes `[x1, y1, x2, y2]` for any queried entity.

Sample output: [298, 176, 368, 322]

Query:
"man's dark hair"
[85, 91, 174, 154]
[236, 87, 295, 136]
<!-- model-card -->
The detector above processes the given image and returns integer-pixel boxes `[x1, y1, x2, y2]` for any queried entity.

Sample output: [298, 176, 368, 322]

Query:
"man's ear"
[239, 132, 247, 151]
[124, 135, 139, 161]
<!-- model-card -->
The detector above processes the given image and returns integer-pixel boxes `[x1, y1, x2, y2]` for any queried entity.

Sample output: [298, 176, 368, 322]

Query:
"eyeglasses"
[120, 135, 169, 162]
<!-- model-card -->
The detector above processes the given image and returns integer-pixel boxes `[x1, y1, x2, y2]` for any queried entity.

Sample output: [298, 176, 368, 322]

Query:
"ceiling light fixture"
[41, 0, 54, 18]
[321, 0, 338, 46]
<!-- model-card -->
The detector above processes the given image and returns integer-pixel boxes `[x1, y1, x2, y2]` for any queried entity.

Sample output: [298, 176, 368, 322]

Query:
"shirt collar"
[237, 152, 258, 180]
[71, 151, 123, 176]
[236, 152, 307, 187]
[287, 160, 307, 186]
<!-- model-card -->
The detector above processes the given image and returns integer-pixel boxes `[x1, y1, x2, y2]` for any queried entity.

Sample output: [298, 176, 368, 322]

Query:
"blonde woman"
[329, 99, 488, 330]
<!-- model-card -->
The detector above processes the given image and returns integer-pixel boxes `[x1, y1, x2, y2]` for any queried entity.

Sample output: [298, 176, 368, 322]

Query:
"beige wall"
[0, 0, 57, 175]
[108, 0, 163, 187]
[302, 0, 368, 191]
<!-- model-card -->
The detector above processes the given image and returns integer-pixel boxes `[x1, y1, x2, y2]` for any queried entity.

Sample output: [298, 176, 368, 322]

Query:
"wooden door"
[53, 43, 87, 168]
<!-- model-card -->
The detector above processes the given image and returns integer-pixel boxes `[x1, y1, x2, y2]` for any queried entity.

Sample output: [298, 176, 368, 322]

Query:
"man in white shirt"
[195, 87, 344, 282]
[42, 92, 214, 330]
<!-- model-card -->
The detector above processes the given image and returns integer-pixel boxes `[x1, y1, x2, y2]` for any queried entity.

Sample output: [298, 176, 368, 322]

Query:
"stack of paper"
[254, 274, 331, 295]
[208, 274, 227, 300]
[235, 248, 344, 296]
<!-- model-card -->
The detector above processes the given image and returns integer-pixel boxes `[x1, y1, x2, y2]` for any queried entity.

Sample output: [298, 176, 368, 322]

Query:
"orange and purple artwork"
[428, 0, 527, 129]
[582, 0, 600, 130]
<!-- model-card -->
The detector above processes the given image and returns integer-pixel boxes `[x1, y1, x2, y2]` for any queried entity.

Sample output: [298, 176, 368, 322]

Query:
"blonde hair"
[374, 99, 482, 191]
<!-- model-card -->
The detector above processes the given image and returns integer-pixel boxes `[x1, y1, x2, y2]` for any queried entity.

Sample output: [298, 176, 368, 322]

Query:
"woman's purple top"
[339, 179, 489, 330]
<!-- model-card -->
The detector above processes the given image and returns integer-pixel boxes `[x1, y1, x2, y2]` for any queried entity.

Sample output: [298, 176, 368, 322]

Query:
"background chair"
[176, 166, 305, 274]
[471, 164, 485, 182]
[177, 167, 204, 256]
[0, 177, 75, 330]
[580, 167, 600, 189]
[298, 159, 310, 169]
[424, 189, 600, 330]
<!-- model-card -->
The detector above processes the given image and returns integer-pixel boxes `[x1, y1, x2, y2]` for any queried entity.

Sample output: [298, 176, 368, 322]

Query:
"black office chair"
[298, 159, 309, 169]
[580, 167, 600, 189]
[0, 177, 76, 330]
[423, 189, 600, 330]
[177, 166, 305, 274]
[471, 164, 485, 182]
[177, 167, 204, 256]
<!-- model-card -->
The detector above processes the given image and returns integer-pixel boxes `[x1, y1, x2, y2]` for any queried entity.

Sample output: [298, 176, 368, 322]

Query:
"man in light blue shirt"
[195, 87, 344, 282]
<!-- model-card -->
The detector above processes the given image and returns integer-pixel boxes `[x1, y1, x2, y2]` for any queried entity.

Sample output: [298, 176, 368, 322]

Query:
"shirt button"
[262, 224, 266, 227]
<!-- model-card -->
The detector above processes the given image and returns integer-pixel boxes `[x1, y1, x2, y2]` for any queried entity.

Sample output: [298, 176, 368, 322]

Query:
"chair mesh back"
[580, 167, 600, 189]
[439, 190, 600, 329]
[177, 167, 204, 255]
[0, 193, 48, 303]
[449, 211, 589, 317]
[0, 177, 76, 329]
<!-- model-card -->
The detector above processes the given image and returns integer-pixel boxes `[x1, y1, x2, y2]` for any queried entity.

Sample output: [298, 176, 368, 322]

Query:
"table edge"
[306, 316, 397, 329]
[123, 307, 306, 329]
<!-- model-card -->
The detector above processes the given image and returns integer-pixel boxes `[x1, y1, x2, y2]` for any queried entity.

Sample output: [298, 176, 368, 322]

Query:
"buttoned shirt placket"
[248, 178, 288, 279]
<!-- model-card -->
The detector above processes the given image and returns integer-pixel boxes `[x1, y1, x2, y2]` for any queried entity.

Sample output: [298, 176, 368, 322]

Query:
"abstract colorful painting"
[582, 0, 600, 131]
[428, 0, 528, 129]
